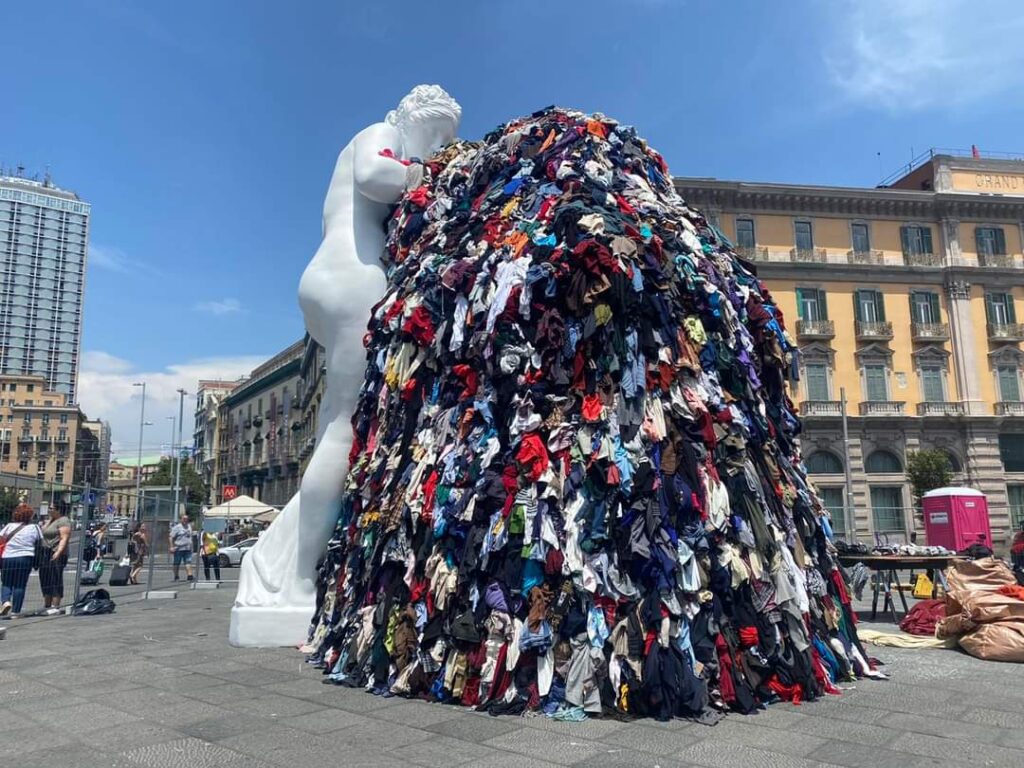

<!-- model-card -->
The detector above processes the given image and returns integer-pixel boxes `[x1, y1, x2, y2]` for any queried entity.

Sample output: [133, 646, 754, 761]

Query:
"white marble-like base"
[229, 604, 312, 648]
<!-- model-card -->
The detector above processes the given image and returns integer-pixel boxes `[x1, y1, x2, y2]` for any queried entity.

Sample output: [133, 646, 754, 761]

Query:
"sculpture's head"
[386, 84, 461, 159]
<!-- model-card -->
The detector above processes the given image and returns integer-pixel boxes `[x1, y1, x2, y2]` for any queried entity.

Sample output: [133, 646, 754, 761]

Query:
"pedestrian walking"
[129, 523, 148, 585]
[39, 507, 72, 615]
[169, 514, 194, 582]
[0, 504, 43, 618]
[81, 526, 95, 570]
[93, 522, 107, 559]
[201, 529, 221, 581]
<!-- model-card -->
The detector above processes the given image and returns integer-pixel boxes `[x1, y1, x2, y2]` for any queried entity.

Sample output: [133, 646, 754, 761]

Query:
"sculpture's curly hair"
[386, 84, 461, 131]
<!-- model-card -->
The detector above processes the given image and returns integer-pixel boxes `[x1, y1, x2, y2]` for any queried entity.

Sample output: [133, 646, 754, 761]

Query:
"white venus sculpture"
[229, 85, 462, 646]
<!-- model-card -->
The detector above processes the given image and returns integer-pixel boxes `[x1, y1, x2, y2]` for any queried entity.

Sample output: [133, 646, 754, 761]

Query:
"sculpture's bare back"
[230, 86, 461, 646]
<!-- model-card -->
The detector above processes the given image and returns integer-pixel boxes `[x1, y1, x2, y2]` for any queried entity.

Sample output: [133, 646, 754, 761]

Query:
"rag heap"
[305, 107, 881, 721]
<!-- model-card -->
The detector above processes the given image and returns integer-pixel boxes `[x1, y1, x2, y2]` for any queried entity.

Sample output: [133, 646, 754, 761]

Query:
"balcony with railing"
[795, 319, 835, 340]
[859, 401, 905, 416]
[735, 246, 768, 261]
[790, 247, 827, 263]
[916, 402, 965, 417]
[911, 322, 950, 342]
[847, 249, 884, 265]
[903, 251, 944, 267]
[855, 320, 894, 340]
[979, 253, 1017, 268]
[988, 323, 1024, 342]
[996, 401, 1024, 416]
[799, 400, 843, 416]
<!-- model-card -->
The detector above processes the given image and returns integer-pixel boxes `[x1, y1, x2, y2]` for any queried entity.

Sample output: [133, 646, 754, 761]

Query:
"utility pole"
[132, 382, 146, 521]
[173, 388, 186, 522]
[72, 479, 91, 606]
[841, 387, 857, 541]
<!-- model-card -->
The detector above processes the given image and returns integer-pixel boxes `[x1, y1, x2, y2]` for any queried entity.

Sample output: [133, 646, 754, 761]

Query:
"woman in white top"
[0, 503, 42, 617]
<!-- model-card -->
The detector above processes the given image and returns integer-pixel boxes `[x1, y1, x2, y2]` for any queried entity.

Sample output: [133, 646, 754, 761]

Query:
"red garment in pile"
[997, 584, 1024, 601]
[898, 598, 945, 636]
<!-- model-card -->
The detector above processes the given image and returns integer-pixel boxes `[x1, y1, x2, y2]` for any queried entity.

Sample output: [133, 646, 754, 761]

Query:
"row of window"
[816, 485, 907, 535]
[811, 438, 1024, 477]
[9, 459, 65, 473]
[797, 286, 1017, 325]
[805, 448, 919, 475]
[800, 360, 1022, 403]
[735, 218, 1010, 257]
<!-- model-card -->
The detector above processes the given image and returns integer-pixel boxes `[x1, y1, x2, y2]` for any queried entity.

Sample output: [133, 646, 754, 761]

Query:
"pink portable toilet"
[921, 487, 992, 551]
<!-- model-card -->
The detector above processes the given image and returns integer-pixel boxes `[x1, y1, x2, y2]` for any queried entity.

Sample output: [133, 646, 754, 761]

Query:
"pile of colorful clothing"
[304, 107, 883, 722]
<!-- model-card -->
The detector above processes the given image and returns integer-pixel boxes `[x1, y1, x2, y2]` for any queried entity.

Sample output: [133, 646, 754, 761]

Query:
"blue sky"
[5, 0, 1023, 451]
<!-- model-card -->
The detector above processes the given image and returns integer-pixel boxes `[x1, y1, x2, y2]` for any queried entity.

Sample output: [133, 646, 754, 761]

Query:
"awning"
[203, 494, 277, 519]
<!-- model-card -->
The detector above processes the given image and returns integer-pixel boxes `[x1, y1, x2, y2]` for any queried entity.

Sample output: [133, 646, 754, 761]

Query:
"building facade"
[214, 341, 303, 507]
[678, 151, 1024, 547]
[0, 373, 85, 489]
[104, 455, 163, 517]
[0, 173, 89, 398]
[295, 334, 326, 475]
[193, 379, 242, 504]
[79, 419, 111, 487]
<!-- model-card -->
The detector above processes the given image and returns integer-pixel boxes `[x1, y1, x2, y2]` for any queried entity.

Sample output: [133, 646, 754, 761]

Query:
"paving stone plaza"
[2, 587, 1022, 768]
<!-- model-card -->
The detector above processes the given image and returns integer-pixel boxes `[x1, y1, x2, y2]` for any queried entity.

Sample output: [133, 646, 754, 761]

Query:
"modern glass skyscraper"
[0, 174, 89, 399]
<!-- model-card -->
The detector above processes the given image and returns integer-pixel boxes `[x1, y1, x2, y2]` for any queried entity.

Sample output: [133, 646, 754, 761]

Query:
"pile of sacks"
[938, 558, 1024, 662]
[305, 107, 882, 721]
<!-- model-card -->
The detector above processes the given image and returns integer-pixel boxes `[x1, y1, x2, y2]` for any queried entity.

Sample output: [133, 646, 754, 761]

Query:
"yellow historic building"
[678, 151, 1024, 547]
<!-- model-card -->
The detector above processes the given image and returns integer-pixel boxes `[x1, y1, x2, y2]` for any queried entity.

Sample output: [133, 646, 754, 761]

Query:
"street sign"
[223, 484, 238, 500]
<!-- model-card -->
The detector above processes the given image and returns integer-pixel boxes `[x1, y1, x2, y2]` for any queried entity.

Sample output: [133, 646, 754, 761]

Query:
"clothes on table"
[305, 106, 881, 721]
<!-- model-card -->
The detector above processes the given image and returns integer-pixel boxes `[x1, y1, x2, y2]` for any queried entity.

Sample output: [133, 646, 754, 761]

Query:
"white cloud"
[825, 0, 1024, 112]
[77, 351, 268, 456]
[81, 350, 133, 374]
[89, 243, 134, 273]
[194, 298, 243, 315]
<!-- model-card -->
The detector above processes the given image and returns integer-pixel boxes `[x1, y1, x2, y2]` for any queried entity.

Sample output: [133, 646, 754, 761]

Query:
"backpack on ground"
[72, 588, 115, 616]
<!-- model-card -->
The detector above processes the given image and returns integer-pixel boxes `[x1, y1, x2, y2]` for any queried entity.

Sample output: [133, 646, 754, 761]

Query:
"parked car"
[107, 522, 127, 538]
[218, 537, 258, 568]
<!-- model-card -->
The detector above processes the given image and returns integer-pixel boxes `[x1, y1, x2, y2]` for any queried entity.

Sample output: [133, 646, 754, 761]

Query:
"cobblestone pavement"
[1, 587, 1022, 768]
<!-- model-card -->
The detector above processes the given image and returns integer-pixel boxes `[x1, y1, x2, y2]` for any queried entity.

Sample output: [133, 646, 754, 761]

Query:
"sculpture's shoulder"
[348, 121, 401, 157]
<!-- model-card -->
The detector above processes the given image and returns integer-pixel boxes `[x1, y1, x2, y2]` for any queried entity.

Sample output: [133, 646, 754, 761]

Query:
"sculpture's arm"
[353, 123, 409, 204]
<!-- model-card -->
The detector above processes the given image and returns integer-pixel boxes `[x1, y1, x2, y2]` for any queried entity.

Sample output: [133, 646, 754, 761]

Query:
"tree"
[143, 457, 208, 506]
[906, 449, 953, 504]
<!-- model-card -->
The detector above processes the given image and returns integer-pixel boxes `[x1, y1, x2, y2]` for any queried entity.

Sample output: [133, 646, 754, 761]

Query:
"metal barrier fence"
[0, 473, 253, 620]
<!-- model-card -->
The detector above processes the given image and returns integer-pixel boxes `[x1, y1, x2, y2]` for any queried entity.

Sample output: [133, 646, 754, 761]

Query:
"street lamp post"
[132, 382, 146, 521]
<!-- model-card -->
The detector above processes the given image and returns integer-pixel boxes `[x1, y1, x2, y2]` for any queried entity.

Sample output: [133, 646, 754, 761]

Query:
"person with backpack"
[0, 504, 43, 617]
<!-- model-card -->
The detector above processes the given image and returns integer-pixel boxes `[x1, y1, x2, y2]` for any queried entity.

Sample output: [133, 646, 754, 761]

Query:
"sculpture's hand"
[353, 124, 409, 204]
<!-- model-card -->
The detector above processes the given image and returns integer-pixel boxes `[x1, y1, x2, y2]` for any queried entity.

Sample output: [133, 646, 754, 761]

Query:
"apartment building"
[214, 341, 303, 506]
[0, 173, 88, 398]
[0, 373, 84, 489]
[677, 150, 1024, 545]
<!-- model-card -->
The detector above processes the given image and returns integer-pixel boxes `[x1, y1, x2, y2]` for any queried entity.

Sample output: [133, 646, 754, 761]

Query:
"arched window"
[805, 451, 843, 474]
[942, 450, 962, 473]
[865, 450, 903, 474]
